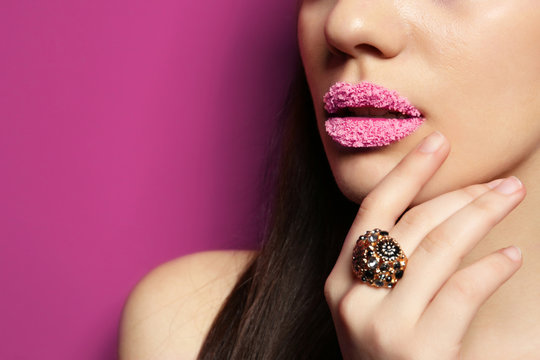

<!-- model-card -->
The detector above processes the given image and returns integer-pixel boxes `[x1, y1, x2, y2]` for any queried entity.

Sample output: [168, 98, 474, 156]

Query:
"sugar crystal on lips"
[352, 229, 407, 288]
[323, 81, 425, 148]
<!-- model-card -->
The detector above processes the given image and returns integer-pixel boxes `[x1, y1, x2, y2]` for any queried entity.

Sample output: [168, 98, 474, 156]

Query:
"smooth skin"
[325, 131, 526, 359]
[298, 0, 540, 206]
[298, 0, 540, 358]
[119, 1, 540, 359]
[118, 133, 530, 359]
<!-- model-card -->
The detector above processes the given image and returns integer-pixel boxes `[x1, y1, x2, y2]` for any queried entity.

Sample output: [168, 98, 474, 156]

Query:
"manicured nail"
[418, 131, 445, 153]
[494, 176, 522, 195]
[486, 178, 504, 189]
[501, 245, 522, 262]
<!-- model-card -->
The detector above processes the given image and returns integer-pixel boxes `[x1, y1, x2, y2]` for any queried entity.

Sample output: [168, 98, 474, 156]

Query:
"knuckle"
[358, 193, 378, 216]
[399, 207, 427, 229]
[391, 164, 411, 184]
[486, 253, 512, 272]
[418, 231, 447, 256]
[371, 322, 389, 349]
[470, 197, 494, 213]
[336, 291, 359, 320]
[358, 191, 394, 219]
[365, 320, 407, 357]
[360, 320, 387, 353]
[481, 252, 517, 281]
[448, 252, 518, 305]
[447, 273, 482, 301]
[470, 197, 500, 224]
[461, 183, 490, 200]
[324, 274, 339, 304]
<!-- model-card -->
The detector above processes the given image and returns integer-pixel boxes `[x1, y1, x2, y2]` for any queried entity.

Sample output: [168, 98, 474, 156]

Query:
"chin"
[332, 171, 385, 205]
[332, 161, 459, 213]
[328, 151, 399, 204]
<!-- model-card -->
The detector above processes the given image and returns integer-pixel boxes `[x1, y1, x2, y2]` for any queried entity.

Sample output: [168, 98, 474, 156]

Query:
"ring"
[352, 229, 407, 288]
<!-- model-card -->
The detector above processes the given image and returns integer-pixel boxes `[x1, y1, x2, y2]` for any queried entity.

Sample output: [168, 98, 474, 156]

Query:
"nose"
[324, 0, 408, 59]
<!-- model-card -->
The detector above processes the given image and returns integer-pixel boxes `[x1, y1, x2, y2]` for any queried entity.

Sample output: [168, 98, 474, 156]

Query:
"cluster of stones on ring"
[352, 229, 407, 288]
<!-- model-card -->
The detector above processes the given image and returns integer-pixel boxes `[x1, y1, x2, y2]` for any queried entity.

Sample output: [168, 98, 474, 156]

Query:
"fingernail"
[486, 178, 504, 189]
[501, 246, 522, 262]
[494, 176, 522, 195]
[418, 131, 445, 153]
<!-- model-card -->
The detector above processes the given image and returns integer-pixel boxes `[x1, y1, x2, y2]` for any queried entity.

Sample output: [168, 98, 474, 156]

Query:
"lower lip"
[325, 117, 425, 148]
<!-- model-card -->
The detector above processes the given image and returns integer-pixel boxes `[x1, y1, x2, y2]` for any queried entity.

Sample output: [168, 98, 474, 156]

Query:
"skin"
[298, 0, 540, 205]
[118, 1, 540, 359]
[298, 0, 540, 358]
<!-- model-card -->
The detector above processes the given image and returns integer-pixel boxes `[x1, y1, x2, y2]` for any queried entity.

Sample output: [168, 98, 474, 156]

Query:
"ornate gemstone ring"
[352, 229, 408, 288]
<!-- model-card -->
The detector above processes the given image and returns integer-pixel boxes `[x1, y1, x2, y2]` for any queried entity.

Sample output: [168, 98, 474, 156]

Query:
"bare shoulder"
[118, 250, 257, 360]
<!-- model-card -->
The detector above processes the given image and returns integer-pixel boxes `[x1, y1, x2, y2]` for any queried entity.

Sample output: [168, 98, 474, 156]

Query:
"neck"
[461, 144, 540, 358]
[472, 144, 540, 262]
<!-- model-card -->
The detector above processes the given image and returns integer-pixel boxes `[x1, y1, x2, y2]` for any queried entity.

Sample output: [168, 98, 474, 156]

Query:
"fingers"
[389, 176, 526, 320]
[351, 131, 449, 235]
[392, 180, 503, 255]
[332, 131, 450, 284]
[416, 246, 522, 347]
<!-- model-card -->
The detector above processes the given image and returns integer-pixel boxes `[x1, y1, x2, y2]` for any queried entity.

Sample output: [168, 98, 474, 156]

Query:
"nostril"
[327, 43, 347, 58]
[327, 43, 384, 59]
[355, 43, 384, 58]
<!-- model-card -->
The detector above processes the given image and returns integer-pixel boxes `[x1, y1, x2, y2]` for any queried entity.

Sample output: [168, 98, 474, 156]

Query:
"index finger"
[332, 131, 450, 282]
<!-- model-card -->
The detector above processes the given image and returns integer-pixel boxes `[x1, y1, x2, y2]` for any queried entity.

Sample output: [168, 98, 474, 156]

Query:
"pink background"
[0, 1, 299, 358]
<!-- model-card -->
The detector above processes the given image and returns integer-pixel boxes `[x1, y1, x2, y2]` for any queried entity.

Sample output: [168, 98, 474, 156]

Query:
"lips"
[323, 82, 425, 147]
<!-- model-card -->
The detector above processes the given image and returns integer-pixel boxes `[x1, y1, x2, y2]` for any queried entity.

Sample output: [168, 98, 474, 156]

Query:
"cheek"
[428, 52, 540, 189]
[297, 6, 327, 79]
[325, 111, 539, 209]
[303, 1, 540, 207]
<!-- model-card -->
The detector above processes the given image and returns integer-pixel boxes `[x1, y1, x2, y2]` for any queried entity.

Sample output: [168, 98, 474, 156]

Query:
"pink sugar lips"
[323, 82, 425, 147]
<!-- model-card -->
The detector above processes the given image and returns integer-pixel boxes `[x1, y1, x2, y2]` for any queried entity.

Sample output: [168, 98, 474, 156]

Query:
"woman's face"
[298, 0, 540, 205]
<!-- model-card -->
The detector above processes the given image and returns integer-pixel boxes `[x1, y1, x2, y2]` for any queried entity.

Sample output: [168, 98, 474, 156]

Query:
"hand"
[324, 131, 525, 360]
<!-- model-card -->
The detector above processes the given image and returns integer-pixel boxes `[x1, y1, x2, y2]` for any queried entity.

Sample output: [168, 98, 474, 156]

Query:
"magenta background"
[0, 1, 299, 358]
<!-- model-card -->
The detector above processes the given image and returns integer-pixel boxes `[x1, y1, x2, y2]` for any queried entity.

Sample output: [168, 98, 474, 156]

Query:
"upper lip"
[323, 81, 423, 118]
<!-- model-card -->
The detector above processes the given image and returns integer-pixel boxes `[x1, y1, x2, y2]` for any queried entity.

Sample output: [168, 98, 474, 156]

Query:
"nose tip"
[324, 1, 407, 59]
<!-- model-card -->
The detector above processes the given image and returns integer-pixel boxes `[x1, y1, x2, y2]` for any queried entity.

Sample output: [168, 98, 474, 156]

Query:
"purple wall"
[0, 1, 299, 358]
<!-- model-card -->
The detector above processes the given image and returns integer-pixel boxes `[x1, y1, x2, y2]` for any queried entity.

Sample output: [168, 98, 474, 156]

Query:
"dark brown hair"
[197, 55, 358, 359]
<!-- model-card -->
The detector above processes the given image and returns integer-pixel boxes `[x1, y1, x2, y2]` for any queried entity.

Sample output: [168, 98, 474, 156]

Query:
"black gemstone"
[394, 262, 401, 269]
[365, 270, 374, 279]
[380, 231, 389, 236]
[361, 276, 367, 282]
[375, 280, 383, 287]
[395, 270, 404, 279]
[386, 276, 392, 282]
[380, 263, 388, 271]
